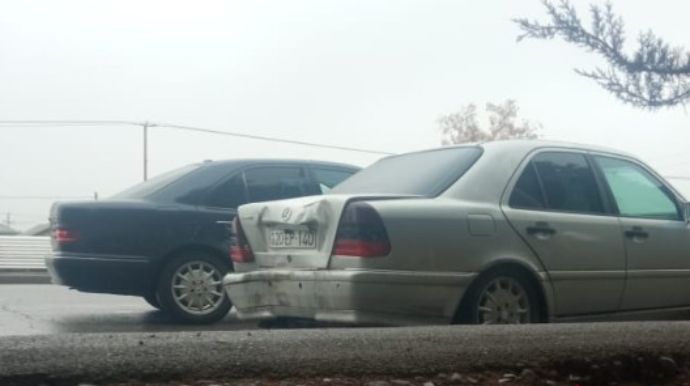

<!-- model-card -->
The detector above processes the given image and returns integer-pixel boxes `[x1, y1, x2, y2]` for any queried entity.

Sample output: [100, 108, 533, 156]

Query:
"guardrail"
[0, 236, 50, 272]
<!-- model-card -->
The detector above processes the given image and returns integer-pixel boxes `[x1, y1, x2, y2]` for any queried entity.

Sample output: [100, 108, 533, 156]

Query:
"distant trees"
[515, 0, 690, 109]
[439, 99, 540, 145]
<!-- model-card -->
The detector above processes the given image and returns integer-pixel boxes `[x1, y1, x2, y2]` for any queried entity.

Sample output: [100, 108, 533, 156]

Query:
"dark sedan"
[45, 159, 360, 324]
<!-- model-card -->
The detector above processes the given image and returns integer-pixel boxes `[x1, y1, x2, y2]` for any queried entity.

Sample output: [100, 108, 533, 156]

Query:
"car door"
[592, 154, 690, 310]
[502, 150, 626, 316]
[196, 172, 248, 248]
[199, 165, 318, 247]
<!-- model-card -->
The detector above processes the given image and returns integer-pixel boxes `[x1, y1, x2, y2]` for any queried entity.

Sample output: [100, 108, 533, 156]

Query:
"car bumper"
[45, 252, 155, 296]
[223, 269, 477, 326]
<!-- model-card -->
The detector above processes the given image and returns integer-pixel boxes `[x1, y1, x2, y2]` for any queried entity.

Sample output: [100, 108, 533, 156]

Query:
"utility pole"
[143, 121, 149, 181]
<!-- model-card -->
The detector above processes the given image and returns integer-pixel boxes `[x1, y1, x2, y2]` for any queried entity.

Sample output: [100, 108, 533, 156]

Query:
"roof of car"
[195, 158, 363, 170]
[479, 139, 634, 156]
[381, 139, 636, 160]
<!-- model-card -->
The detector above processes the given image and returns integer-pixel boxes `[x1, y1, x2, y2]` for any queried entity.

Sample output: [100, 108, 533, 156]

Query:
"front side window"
[510, 152, 605, 214]
[311, 167, 357, 194]
[244, 167, 318, 203]
[594, 156, 680, 220]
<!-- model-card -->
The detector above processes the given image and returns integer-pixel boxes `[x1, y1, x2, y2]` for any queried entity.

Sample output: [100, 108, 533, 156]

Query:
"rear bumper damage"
[223, 269, 476, 326]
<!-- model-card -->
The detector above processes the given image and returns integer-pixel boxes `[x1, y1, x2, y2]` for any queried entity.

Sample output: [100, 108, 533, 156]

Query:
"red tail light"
[333, 202, 391, 258]
[230, 217, 255, 263]
[53, 228, 79, 243]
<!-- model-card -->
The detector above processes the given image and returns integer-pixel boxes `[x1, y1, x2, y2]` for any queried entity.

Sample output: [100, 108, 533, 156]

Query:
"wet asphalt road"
[5, 282, 690, 385]
[0, 283, 257, 336]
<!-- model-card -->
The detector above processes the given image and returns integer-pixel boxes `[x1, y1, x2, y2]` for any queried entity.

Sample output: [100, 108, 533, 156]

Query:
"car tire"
[156, 251, 232, 325]
[455, 267, 540, 325]
[143, 292, 161, 309]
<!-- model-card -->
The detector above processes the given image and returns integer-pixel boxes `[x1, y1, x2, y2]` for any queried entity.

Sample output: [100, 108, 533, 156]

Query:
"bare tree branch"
[514, 0, 690, 109]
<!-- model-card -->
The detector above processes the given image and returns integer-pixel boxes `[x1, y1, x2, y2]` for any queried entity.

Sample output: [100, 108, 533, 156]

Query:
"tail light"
[333, 202, 391, 258]
[230, 217, 255, 263]
[53, 227, 79, 243]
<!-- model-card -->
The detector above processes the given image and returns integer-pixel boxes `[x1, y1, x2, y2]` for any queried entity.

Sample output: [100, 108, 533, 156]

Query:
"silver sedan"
[224, 140, 690, 325]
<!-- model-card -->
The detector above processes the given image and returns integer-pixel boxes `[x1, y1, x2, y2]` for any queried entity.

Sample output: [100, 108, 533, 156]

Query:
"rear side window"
[509, 163, 546, 209]
[203, 174, 248, 209]
[112, 164, 199, 199]
[244, 167, 321, 203]
[331, 147, 483, 196]
[311, 167, 357, 193]
[510, 152, 605, 214]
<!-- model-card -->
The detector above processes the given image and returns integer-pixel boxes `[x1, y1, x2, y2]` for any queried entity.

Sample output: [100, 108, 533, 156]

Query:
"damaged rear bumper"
[223, 269, 476, 326]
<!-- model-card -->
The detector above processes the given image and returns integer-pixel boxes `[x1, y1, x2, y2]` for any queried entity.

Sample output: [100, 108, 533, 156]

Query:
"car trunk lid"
[49, 199, 153, 254]
[236, 194, 410, 269]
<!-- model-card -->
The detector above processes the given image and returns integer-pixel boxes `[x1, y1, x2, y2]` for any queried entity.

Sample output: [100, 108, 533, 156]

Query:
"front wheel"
[456, 268, 539, 325]
[156, 252, 232, 324]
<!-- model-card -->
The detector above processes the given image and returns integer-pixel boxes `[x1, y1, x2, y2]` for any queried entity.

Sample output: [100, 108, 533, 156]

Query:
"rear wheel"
[456, 268, 539, 325]
[156, 252, 232, 324]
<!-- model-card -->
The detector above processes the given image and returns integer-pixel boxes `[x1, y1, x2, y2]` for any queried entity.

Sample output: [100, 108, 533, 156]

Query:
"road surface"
[0, 283, 256, 336]
[2, 321, 690, 386]
[4, 283, 690, 386]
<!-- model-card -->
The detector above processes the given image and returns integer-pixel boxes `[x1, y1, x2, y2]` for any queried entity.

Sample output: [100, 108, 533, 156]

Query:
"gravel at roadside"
[4, 322, 690, 386]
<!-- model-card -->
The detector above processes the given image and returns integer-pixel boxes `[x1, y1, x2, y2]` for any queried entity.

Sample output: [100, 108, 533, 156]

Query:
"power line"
[154, 122, 394, 156]
[0, 120, 395, 155]
[648, 151, 690, 164]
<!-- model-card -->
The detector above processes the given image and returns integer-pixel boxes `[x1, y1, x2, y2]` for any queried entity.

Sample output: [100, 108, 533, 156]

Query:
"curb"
[0, 271, 51, 284]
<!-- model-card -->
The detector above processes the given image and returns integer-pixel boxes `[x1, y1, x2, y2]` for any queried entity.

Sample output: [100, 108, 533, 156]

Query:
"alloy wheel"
[170, 260, 225, 315]
[476, 276, 531, 324]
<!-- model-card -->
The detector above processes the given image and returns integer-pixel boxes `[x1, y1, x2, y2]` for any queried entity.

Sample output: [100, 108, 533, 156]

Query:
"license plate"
[267, 229, 316, 249]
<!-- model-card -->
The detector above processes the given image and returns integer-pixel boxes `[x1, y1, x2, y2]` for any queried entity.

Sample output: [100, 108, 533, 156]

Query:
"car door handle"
[624, 226, 648, 242]
[216, 220, 233, 229]
[526, 222, 556, 240]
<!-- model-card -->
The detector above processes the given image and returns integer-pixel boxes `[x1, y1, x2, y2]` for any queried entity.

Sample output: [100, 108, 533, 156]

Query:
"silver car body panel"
[225, 269, 475, 325]
[224, 140, 690, 325]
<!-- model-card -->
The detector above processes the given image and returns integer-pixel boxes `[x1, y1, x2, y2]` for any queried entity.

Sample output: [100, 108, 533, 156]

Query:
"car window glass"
[111, 164, 199, 199]
[204, 173, 247, 209]
[245, 167, 316, 202]
[311, 168, 357, 194]
[532, 152, 605, 214]
[594, 156, 680, 220]
[509, 163, 546, 209]
[331, 147, 482, 196]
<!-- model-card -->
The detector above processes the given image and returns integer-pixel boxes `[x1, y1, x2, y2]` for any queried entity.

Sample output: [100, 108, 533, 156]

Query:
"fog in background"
[1, 0, 689, 230]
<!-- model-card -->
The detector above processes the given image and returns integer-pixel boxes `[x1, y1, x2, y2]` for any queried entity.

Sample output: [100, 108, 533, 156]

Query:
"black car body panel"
[46, 159, 360, 297]
[45, 252, 153, 294]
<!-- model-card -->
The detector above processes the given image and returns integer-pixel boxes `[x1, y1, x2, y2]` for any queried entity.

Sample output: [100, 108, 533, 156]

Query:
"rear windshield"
[330, 146, 483, 196]
[111, 164, 200, 199]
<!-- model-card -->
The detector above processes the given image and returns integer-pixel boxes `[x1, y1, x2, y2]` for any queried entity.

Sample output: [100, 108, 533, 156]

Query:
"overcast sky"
[1, 0, 689, 230]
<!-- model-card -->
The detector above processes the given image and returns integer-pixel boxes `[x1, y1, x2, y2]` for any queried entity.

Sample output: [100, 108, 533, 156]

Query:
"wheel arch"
[453, 259, 551, 323]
